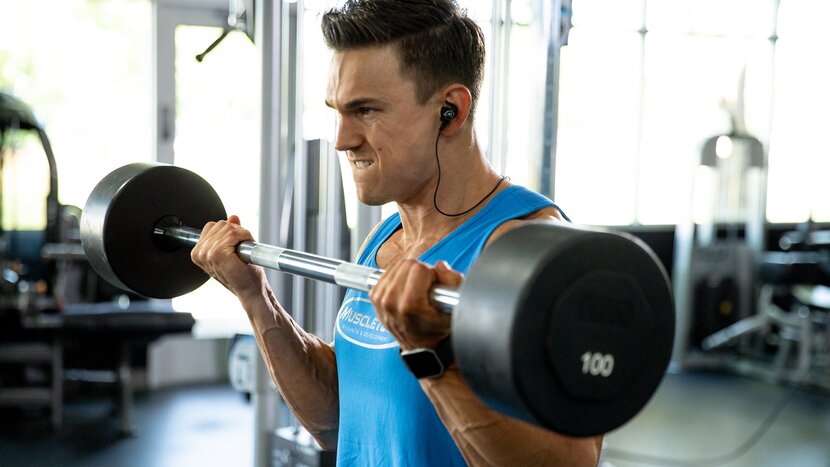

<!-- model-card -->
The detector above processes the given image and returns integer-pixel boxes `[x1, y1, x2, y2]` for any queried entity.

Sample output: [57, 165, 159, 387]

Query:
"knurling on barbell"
[80, 162, 675, 437]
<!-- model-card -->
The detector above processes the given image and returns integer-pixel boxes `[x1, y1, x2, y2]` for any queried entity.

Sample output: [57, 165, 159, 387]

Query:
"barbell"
[80, 162, 675, 437]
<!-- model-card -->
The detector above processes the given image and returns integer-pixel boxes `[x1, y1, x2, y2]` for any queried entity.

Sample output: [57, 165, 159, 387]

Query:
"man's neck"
[394, 138, 505, 251]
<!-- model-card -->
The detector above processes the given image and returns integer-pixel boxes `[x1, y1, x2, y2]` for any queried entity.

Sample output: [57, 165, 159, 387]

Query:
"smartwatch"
[400, 337, 454, 379]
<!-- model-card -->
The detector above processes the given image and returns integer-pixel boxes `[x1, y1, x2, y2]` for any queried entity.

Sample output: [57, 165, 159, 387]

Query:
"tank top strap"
[418, 186, 562, 270]
[356, 186, 568, 271]
[356, 212, 402, 267]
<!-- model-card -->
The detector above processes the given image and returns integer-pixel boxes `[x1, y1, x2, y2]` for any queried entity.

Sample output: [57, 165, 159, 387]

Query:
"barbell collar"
[157, 224, 460, 311]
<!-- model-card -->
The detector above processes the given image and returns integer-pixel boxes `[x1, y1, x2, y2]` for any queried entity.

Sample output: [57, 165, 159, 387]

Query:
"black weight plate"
[453, 221, 579, 426]
[516, 230, 673, 436]
[547, 269, 650, 403]
[453, 221, 674, 437]
[81, 163, 227, 298]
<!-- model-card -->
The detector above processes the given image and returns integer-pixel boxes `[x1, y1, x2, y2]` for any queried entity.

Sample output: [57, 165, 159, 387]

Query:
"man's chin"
[357, 196, 386, 207]
[355, 186, 393, 206]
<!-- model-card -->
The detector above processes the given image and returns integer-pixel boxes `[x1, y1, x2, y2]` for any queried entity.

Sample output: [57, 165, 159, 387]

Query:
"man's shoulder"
[521, 206, 567, 222]
[484, 206, 566, 248]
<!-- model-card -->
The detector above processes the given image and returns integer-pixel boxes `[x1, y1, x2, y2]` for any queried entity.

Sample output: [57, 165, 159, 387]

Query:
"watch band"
[400, 336, 455, 379]
[432, 336, 454, 367]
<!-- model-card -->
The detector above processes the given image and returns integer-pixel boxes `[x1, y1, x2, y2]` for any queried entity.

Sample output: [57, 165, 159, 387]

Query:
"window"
[557, 0, 825, 225]
[155, 13, 261, 332]
[767, 0, 830, 223]
[0, 0, 153, 213]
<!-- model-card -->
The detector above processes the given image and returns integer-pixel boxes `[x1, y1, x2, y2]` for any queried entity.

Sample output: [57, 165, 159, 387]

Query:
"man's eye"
[358, 107, 375, 115]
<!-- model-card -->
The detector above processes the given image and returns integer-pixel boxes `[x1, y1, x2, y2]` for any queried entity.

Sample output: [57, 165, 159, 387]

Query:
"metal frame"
[154, 3, 228, 164]
[255, 1, 287, 465]
[486, 0, 512, 176]
[540, 0, 563, 198]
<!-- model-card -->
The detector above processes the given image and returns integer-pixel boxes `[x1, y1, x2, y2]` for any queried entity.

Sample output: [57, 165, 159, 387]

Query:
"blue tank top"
[333, 186, 564, 466]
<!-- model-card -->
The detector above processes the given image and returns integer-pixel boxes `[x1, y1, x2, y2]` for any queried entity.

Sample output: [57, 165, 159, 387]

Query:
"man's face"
[326, 45, 438, 206]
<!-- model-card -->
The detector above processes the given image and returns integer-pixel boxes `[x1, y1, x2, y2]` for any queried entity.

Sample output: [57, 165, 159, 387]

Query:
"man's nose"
[334, 116, 361, 152]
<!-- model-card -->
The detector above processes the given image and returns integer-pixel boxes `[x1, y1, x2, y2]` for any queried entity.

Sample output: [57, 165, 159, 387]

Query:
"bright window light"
[0, 0, 153, 210]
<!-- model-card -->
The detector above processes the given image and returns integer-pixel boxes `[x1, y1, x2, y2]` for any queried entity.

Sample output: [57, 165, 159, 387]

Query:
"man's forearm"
[242, 285, 340, 450]
[422, 366, 602, 466]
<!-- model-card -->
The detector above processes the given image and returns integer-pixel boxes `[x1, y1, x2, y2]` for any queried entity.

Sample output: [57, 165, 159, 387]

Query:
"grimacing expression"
[326, 45, 442, 207]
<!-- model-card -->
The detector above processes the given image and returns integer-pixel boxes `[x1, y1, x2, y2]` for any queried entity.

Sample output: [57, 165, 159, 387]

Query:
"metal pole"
[255, 0, 285, 465]
[540, 0, 562, 198]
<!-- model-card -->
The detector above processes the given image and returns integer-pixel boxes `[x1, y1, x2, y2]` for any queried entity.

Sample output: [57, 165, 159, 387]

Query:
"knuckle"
[368, 288, 380, 305]
[379, 294, 398, 313]
[190, 248, 201, 263]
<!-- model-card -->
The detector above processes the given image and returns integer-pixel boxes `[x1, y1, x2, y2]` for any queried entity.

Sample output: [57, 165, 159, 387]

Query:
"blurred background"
[1, 0, 829, 465]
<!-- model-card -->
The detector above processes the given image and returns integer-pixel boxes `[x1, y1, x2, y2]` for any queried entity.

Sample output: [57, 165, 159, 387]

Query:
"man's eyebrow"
[324, 97, 384, 110]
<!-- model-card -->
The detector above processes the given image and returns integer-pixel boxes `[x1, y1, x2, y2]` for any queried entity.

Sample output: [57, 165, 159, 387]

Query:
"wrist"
[235, 271, 269, 306]
[400, 336, 455, 380]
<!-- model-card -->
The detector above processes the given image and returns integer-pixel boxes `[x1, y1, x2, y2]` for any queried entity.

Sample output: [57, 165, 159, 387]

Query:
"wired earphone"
[433, 103, 506, 217]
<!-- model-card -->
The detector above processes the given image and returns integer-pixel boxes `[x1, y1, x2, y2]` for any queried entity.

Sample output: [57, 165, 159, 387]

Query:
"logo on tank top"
[336, 296, 398, 349]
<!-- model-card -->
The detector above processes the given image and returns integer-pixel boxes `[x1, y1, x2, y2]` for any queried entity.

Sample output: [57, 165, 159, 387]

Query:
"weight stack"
[688, 242, 757, 349]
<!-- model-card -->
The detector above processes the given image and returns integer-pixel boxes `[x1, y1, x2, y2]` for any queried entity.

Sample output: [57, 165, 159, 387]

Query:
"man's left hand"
[369, 260, 462, 350]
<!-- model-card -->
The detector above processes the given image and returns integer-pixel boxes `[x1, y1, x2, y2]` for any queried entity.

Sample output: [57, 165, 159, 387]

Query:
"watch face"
[401, 349, 444, 378]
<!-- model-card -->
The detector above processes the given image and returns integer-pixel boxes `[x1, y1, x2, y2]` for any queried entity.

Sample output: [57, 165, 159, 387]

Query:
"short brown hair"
[322, 0, 485, 117]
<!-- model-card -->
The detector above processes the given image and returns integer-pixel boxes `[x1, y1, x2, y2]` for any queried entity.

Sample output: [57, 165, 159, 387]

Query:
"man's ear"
[437, 85, 473, 136]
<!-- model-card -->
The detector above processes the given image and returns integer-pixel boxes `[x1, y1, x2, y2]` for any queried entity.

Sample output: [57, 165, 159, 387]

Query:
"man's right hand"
[191, 215, 266, 301]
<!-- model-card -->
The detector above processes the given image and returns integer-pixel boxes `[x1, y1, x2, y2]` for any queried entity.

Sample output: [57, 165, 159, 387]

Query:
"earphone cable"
[433, 129, 505, 217]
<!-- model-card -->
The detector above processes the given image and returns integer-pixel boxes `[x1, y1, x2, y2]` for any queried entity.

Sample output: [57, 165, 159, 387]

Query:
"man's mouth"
[353, 160, 373, 169]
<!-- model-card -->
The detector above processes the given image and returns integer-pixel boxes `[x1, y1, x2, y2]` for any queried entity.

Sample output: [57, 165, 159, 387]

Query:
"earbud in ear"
[439, 104, 458, 131]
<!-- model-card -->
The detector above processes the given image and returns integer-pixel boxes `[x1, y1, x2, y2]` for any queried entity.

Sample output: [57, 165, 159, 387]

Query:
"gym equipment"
[703, 221, 830, 390]
[0, 92, 66, 432]
[80, 162, 675, 437]
[672, 104, 768, 370]
[0, 92, 62, 250]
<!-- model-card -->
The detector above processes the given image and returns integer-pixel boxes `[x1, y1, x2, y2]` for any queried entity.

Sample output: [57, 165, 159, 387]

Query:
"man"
[192, 0, 602, 465]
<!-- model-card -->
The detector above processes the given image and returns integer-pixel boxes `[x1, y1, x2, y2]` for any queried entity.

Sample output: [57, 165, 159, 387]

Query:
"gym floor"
[0, 371, 828, 467]
[604, 371, 830, 467]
